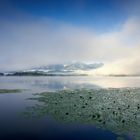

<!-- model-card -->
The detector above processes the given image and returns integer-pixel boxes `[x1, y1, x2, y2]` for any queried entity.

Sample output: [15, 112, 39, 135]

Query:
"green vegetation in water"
[116, 137, 125, 140]
[24, 88, 140, 140]
[0, 89, 23, 93]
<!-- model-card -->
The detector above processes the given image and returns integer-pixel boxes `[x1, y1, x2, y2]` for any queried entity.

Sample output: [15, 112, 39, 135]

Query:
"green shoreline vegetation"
[0, 72, 140, 77]
[0, 72, 88, 76]
[24, 88, 140, 140]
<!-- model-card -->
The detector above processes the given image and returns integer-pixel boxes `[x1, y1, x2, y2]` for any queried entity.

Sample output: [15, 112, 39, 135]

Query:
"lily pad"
[25, 88, 140, 140]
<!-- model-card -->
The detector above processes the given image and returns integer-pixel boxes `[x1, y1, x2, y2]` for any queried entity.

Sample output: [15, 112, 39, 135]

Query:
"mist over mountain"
[1, 62, 104, 76]
[2, 62, 104, 76]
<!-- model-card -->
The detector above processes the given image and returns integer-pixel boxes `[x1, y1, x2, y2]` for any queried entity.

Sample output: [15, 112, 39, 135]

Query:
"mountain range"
[1, 62, 104, 76]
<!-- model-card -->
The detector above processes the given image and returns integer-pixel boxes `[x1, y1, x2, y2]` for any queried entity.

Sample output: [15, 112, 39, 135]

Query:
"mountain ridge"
[1, 62, 104, 76]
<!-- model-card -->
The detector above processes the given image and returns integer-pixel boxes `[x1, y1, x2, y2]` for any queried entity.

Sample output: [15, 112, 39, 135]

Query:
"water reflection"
[1, 76, 140, 140]
[1, 76, 140, 92]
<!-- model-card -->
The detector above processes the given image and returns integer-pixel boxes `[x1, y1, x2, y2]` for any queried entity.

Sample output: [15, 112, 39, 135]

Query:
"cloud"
[0, 17, 140, 74]
[94, 17, 140, 75]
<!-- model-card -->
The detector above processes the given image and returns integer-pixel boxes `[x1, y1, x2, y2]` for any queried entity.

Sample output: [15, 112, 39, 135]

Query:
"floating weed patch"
[0, 89, 23, 94]
[24, 88, 140, 140]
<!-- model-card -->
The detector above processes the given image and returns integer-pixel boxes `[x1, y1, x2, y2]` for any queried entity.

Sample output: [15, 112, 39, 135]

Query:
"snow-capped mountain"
[2, 62, 104, 76]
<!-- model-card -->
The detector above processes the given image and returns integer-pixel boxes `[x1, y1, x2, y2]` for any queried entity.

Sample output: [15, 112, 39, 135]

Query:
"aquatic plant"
[0, 89, 22, 93]
[25, 88, 140, 140]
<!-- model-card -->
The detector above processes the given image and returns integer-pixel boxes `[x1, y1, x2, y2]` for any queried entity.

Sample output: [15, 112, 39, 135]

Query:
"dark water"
[0, 76, 140, 140]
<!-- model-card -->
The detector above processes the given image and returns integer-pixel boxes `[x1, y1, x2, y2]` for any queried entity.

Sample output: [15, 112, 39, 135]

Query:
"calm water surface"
[0, 76, 140, 140]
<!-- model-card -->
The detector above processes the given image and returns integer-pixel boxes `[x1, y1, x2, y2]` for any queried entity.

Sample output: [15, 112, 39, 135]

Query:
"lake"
[0, 76, 140, 140]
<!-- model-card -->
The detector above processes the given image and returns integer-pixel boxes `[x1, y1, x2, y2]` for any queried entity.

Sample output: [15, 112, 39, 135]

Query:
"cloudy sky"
[0, 0, 140, 74]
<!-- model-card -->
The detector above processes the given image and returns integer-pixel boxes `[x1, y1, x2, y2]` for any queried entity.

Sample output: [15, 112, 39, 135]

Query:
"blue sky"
[1, 0, 139, 32]
[0, 0, 140, 74]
